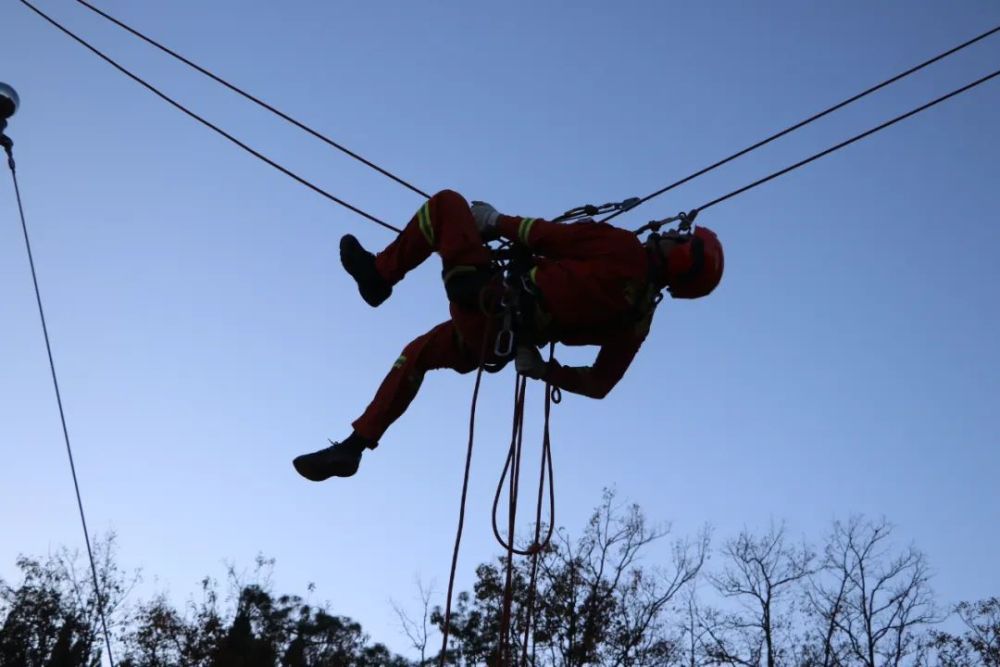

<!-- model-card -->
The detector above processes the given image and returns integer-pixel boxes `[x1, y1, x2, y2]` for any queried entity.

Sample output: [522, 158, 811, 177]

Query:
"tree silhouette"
[3, 503, 993, 666]
[431, 489, 707, 666]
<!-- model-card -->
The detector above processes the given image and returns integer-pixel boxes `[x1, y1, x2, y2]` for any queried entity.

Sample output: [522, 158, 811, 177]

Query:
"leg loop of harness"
[442, 264, 495, 309]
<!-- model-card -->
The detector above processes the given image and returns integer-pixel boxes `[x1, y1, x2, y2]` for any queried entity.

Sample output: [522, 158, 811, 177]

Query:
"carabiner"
[494, 327, 515, 358]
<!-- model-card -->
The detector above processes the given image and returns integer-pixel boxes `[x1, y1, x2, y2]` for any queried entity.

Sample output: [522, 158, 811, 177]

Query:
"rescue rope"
[519, 365, 556, 666]
[27, 0, 999, 236]
[70, 0, 431, 200]
[493, 344, 557, 666]
[694, 66, 1000, 215]
[437, 303, 557, 667]
[2, 134, 117, 666]
[437, 327, 492, 666]
[19, 0, 402, 234]
[634, 65, 1000, 236]
[602, 22, 1000, 223]
[498, 375, 528, 665]
[490, 378, 555, 558]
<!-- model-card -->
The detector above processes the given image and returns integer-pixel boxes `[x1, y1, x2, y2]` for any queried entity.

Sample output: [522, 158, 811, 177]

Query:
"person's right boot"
[292, 432, 374, 481]
[340, 234, 392, 307]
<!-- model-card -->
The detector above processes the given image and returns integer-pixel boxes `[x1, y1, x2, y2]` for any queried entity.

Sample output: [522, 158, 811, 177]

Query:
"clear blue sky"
[2, 0, 999, 659]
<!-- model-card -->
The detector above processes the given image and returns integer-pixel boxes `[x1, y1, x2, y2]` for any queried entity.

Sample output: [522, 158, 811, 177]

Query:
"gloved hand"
[470, 201, 501, 240]
[515, 345, 548, 380]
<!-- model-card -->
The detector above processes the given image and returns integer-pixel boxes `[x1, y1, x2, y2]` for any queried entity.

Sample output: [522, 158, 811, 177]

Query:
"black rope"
[71, 0, 431, 200]
[20, 0, 402, 234]
[695, 67, 1000, 213]
[2, 139, 117, 666]
[603, 22, 1000, 223]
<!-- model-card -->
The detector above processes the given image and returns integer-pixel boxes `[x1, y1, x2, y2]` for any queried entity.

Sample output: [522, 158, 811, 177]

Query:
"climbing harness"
[491, 242, 541, 359]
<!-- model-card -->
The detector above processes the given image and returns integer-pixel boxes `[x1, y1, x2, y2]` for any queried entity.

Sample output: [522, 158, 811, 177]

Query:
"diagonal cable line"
[20, 0, 402, 234]
[695, 67, 1000, 214]
[3, 143, 117, 667]
[603, 22, 1000, 223]
[72, 0, 430, 199]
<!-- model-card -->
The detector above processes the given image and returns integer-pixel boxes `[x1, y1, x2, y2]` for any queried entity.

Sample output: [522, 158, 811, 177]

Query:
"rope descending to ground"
[3, 137, 117, 667]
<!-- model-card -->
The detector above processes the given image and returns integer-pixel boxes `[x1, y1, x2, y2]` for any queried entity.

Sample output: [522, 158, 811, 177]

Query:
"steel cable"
[21, 0, 402, 234]
[71, 0, 430, 199]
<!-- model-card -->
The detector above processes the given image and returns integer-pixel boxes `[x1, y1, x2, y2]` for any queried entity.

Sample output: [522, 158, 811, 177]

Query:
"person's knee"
[432, 189, 470, 213]
[393, 344, 427, 391]
[399, 337, 427, 366]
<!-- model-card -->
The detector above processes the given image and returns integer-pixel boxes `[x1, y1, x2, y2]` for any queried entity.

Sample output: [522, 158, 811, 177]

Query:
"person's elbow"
[582, 379, 616, 400]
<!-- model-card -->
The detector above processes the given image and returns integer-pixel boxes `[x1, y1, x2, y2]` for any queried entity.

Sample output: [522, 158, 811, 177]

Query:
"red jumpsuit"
[352, 190, 657, 443]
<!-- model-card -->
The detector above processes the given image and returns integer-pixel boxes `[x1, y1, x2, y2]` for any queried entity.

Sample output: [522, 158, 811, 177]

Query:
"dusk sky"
[2, 1, 999, 662]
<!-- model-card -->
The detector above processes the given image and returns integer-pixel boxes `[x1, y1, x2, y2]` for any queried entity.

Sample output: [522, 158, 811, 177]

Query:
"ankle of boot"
[343, 431, 376, 454]
[373, 253, 401, 287]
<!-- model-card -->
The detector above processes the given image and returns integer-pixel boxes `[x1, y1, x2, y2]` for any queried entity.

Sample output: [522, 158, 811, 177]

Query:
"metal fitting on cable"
[634, 208, 699, 236]
[554, 196, 640, 223]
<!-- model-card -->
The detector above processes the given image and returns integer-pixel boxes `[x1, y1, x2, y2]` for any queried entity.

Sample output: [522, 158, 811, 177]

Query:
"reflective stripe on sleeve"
[518, 217, 537, 245]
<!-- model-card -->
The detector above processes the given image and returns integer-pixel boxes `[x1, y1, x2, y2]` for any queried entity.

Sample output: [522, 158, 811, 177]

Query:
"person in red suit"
[293, 189, 724, 481]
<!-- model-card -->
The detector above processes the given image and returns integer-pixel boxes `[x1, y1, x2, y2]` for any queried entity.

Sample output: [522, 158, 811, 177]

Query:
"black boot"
[292, 433, 374, 481]
[340, 234, 392, 307]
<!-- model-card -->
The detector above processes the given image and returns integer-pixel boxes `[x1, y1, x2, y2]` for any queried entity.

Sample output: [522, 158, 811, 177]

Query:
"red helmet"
[663, 226, 724, 299]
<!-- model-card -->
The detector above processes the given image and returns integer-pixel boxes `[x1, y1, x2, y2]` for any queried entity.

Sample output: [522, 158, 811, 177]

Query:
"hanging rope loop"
[490, 374, 557, 557]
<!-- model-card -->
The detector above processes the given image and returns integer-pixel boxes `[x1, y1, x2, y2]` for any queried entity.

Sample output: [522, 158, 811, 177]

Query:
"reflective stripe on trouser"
[374, 189, 492, 285]
[352, 304, 500, 442]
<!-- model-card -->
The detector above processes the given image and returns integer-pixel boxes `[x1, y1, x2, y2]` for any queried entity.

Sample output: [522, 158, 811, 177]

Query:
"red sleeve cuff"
[497, 215, 523, 242]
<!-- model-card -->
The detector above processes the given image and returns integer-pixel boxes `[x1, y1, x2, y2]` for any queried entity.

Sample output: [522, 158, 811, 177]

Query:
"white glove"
[515, 345, 548, 380]
[470, 201, 501, 240]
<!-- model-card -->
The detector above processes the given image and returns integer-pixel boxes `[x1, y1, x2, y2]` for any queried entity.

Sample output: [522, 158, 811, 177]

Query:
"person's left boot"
[340, 234, 392, 307]
[293, 433, 374, 481]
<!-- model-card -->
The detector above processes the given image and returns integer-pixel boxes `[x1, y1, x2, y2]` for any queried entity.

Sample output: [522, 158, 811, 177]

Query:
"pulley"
[0, 82, 19, 122]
